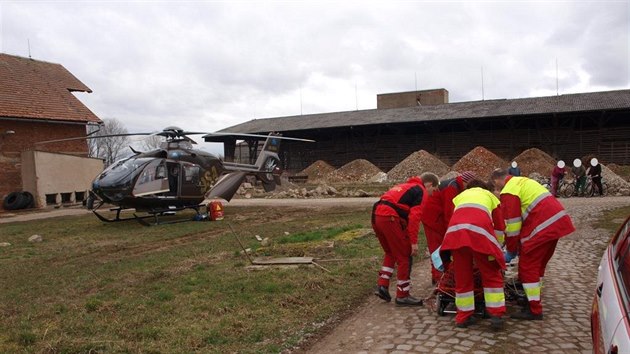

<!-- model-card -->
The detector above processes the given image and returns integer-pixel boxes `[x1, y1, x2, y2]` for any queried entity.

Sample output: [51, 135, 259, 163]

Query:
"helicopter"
[37, 127, 314, 225]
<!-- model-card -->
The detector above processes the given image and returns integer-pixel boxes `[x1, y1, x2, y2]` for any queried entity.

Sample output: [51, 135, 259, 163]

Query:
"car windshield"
[97, 157, 154, 189]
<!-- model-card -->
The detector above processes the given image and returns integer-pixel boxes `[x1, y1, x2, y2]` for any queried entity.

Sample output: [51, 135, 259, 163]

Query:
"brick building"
[0, 53, 103, 208]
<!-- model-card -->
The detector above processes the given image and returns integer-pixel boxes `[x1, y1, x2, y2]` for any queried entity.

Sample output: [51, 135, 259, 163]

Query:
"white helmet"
[591, 158, 598, 167]
[557, 160, 565, 168]
[573, 159, 582, 167]
[511, 161, 517, 168]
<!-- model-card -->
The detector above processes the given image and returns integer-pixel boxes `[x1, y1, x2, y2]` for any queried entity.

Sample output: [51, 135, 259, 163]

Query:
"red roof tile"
[0, 53, 101, 123]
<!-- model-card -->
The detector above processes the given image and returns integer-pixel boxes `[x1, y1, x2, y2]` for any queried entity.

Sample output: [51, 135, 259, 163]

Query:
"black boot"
[455, 316, 477, 328]
[489, 316, 504, 330]
[374, 286, 391, 302]
[510, 307, 543, 320]
[395, 296, 423, 306]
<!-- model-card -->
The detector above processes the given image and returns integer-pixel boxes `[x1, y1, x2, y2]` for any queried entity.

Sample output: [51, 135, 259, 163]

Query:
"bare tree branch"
[87, 118, 130, 166]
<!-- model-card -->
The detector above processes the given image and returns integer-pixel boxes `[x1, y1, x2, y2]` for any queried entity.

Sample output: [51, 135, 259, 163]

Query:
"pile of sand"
[327, 159, 383, 183]
[298, 160, 336, 182]
[451, 146, 507, 180]
[387, 150, 451, 182]
[512, 148, 557, 177]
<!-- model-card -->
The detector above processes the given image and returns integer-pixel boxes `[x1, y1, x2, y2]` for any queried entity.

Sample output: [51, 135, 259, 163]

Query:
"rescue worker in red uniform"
[439, 180, 506, 329]
[372, 175, 436, 306]
[490, 169, 575, 320]
[421, 171, 477, 284]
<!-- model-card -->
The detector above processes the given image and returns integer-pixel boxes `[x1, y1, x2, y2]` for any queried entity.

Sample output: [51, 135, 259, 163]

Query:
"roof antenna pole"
[27, 38, 32, 59]
[556, 58, 559, 96]
[481, 66, 485, 101]
[415, 71, 417, 92]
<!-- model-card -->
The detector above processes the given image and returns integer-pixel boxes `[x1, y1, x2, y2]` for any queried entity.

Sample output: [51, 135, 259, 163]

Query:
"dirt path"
[305, 196, 630, 354]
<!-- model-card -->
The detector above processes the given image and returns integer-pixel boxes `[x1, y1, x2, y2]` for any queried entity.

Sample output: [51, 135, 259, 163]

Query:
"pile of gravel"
[328, 159, 383, 183]
[387, 150, 451, 182]
[298, 160, 336, 183]
[452, 146, 507, 180]
[512, 148, 556, 177]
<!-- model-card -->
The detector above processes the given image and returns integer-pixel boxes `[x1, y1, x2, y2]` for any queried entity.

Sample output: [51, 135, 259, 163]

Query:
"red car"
[592, 215, 630, 353]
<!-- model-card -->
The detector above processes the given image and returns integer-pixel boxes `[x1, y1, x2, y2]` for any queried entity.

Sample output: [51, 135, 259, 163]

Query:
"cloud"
[1, 1, 628, 136]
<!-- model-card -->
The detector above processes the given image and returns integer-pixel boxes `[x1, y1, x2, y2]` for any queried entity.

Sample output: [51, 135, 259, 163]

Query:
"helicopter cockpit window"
[97, 158, 153, 189]
[132, 159, 170, 197]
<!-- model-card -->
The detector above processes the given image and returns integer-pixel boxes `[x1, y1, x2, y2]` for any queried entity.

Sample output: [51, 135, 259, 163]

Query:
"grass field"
[0, 205, 427, 353]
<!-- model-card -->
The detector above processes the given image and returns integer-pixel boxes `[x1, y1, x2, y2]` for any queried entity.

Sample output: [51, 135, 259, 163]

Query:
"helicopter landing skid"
[92, 205, 204, 226]
[92, 208, 154, 223]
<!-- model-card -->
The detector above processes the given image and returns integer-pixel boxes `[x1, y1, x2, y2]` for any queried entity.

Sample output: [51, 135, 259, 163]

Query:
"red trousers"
[452, 247, 506, 324]
[373, 215, 412, 298]
[423, 224, 444, 283]
[518, 239, 558, 315]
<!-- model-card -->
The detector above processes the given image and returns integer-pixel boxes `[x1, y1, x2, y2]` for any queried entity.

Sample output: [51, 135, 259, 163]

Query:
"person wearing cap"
[372, 174, 437, 306]
[550, 160, 567, 197]
[571, 159, 586, 196]
[587, 158, 603, 196]
[419, 171, 477, 284]
[508, 162, 521, 176]
[439, 180, 506, 329]
[490, 169, 575, 320]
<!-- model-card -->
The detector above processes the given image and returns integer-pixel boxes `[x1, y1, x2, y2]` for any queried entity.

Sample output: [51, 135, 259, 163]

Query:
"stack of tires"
[2, 191, 35, 210]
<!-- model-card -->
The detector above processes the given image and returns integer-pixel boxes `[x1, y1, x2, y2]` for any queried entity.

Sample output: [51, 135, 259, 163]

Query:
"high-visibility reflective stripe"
[506, 220, 522, 232]
[397, 280, 410, 285]
[455, 203, 491, 217]
[523, 282, 541, 301]
[495, 230, 505, 244]
[506, 230, 520, 237]
[379, 274, 390, 280]
[484, 288, 505, 308]
[456, 291, 475, 311]
[506, 217, 522, 224]
[381, 266, 394, 273]
[446, 223, 502, 251]
[522, 192, 552, 220]
[521, 210, 568, 244]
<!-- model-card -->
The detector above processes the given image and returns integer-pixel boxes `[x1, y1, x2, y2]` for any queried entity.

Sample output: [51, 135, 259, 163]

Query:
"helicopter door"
[132, 159, 170, 197]
[180, 163, 201, 197]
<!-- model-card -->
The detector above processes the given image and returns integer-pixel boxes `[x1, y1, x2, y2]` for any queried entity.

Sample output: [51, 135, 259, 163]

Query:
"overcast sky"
[1, 1, 629, 137]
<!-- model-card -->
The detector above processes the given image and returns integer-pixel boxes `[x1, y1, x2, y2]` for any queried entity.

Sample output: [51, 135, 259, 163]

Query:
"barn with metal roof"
[212, 89, 630, 174]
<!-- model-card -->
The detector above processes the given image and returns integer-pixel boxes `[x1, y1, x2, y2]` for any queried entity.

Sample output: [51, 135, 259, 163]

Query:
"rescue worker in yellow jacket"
[490, 169, 575, 320]
[439, 180, 507, 329]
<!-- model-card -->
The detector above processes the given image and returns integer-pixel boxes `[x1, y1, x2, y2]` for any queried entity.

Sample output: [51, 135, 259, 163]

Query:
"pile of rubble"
[298, 160, 336, 183]
[387, 150, 451, 182]
[607, 163, 630, 182]
[452, 146, 508, 180]
[267, 184, 375, 199]
[513, 148, 556, 177]
[327, 159, 383, 183]
[601, 165, 630, 196]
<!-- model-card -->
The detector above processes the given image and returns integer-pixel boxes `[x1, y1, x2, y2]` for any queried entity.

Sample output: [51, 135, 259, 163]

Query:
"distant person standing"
[550, 160, 567, 197]
[587, 158, 603, 196]
[571, 158, 587, 196]
[508, 161, 521, 176]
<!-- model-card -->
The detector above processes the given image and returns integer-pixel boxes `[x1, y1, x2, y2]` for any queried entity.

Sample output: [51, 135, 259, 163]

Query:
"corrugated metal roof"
[222, 89, 630, 133]
[0, 53, 101, 123]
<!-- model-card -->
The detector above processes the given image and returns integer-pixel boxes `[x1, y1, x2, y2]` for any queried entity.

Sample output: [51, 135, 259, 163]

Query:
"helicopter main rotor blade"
[35, 132, 155, 145]
[203, 132, 315, 142]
